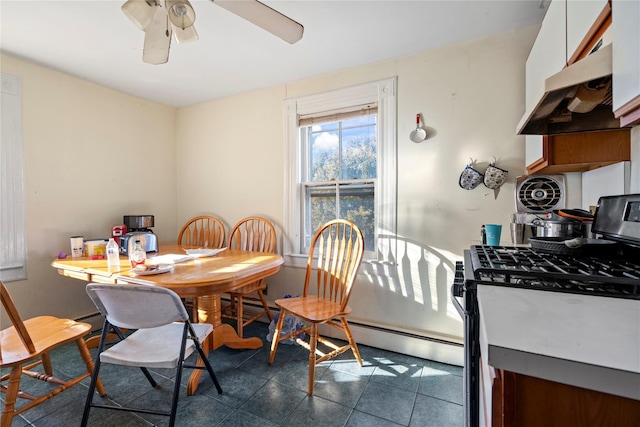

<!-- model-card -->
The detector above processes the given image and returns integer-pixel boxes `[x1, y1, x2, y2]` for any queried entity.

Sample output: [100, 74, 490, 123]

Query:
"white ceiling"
[0, 0, 548, 107]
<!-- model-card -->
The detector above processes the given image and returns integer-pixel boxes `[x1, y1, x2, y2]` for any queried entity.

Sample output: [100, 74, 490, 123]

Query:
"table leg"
[186, 293, 262, 395]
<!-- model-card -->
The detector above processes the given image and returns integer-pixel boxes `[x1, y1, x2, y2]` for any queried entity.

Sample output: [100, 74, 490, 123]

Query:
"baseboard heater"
[347, 320, 462, 348]
[75, 312, 101, 322]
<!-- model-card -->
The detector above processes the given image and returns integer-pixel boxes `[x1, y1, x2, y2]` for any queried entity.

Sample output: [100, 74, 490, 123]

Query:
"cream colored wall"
[175, 25, 539, 357]
[1, 54, 178, 323]
[176, 86, 287, 233]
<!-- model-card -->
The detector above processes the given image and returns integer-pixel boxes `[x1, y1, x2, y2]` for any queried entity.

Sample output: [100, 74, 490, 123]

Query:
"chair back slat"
[178, 215, 225, 248]
[86, 283, 189, 329]
[229, 216, 276, 253]
[304, 220, 364, 310]
[1, 281, 36, 355]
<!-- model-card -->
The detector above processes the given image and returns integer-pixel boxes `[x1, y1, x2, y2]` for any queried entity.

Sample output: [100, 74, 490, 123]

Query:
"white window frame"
[283, 77, 397, 269]
[1, 73, 27, 282]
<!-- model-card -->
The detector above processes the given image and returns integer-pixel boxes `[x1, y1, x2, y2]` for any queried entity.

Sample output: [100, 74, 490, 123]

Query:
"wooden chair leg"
[41, 352, 53, 376]
[308, 323, 318, 395]
[257, 290, 273, 322]
[341, 318, 363, 366]
[76, 338, 106, 396]
[268, 310, 287, 364]
[1, 365, 21, 427]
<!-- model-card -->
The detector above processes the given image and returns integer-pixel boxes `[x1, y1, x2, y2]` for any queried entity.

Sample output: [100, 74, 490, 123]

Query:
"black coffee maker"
[120, 215, 158, 255]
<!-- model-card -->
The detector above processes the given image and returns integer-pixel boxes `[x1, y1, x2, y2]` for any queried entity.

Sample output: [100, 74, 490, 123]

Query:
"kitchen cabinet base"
[493, 370, 640, 427]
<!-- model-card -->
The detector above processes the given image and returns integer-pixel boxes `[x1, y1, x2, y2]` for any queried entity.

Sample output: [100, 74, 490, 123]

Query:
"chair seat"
[275, 296, 352, 323]
[100, 322, 212, 369]
[1, 316, 91, 367]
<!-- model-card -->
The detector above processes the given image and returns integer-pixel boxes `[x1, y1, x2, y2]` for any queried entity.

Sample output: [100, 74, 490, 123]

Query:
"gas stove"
[468, 244, 640, 299]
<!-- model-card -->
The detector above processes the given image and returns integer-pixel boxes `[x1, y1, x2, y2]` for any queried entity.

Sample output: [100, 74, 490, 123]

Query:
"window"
[0, 73, 27, 282]
[284, 77, 397, 263]
[300, 114, 377, 252]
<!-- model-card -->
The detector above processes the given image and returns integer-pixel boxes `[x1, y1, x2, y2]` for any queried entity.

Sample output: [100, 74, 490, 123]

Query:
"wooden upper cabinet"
[612, 0, 640, 126]
[526, 128, 630, 175]
[524, 0, 628, 175]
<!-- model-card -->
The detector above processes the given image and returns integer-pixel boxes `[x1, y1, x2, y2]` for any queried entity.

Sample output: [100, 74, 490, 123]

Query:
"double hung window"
[299, 113, 377, 252]
[284, 77, 397, 263]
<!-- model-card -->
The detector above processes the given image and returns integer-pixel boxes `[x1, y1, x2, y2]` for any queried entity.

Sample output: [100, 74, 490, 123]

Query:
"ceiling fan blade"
[122, 0, 158, 31]
[172, 24, 199, 43]
[212, 0, 303, 44]
[143, 5, 173, 64]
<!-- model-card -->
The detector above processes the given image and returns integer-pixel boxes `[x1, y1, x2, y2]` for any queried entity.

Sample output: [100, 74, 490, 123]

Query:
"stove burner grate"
[469, 245, 640, 299]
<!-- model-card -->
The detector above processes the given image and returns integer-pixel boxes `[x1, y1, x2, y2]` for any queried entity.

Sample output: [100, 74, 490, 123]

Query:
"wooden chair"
[222, 216, 277, 337]
[177, 215, 226, 320]
[177, 215, 226, 249]
[268, 219, 365, 395]
[1, 281, 105, 427]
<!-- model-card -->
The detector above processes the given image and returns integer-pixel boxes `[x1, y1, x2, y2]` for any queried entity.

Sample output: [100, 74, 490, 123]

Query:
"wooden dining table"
[51, 244, 284, 394]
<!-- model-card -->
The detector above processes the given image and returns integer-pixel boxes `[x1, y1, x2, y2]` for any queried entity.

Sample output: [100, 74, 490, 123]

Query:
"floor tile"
[419, 367, 463, 405]
[370, 362, 424, 393]
[329, 356, 378, 378]
[345, 410, 405, 427]
[422, 359, 463, 376]
[216, 408, 279, 426]
[409, 394, 463, 427]
[355, 380, 417, 426]
[315, 369, 368, 408]
[172, 392, 236, 426]
[207, 368, 269, 408]
[284, 395, 352, 426]
[239, 380, 307, 424]
[272, 356, 329, 392]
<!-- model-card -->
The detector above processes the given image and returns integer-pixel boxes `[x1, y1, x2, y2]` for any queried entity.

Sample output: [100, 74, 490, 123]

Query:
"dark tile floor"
[2, 321, 463, 426]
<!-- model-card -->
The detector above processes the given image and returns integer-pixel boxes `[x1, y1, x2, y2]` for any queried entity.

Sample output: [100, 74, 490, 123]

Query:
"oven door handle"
[450, 284, 468, 317]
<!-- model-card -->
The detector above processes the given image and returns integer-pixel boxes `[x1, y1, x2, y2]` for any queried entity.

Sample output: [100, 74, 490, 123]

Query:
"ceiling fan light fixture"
[166, 0, 196, 29]
[122, 0, 159, 31]
[172, 24, 199, 44]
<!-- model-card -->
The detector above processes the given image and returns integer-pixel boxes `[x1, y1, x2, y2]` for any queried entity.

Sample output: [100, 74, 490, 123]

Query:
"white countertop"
[477, 285, 640, 400]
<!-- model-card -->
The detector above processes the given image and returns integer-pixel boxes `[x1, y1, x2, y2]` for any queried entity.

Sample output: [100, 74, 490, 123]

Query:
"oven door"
[451, 257, 480, 427]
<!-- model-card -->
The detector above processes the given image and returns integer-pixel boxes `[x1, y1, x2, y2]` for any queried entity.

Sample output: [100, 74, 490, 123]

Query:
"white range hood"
[517, 44, 622, 135]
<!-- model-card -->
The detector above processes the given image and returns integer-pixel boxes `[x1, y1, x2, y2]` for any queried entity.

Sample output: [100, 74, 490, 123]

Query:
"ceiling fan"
[121, 0, 304, 65]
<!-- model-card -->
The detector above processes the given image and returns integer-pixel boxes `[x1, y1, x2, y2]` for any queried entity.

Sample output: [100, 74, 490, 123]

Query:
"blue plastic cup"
[485, 224, 502, 246]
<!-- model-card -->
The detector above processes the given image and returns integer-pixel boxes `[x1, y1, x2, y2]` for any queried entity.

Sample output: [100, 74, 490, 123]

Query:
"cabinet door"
[566, 0, 608, 62]
[524, 0, 566, 167]
[525, 0, 567, 112]
[612, 0, 640, 124]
